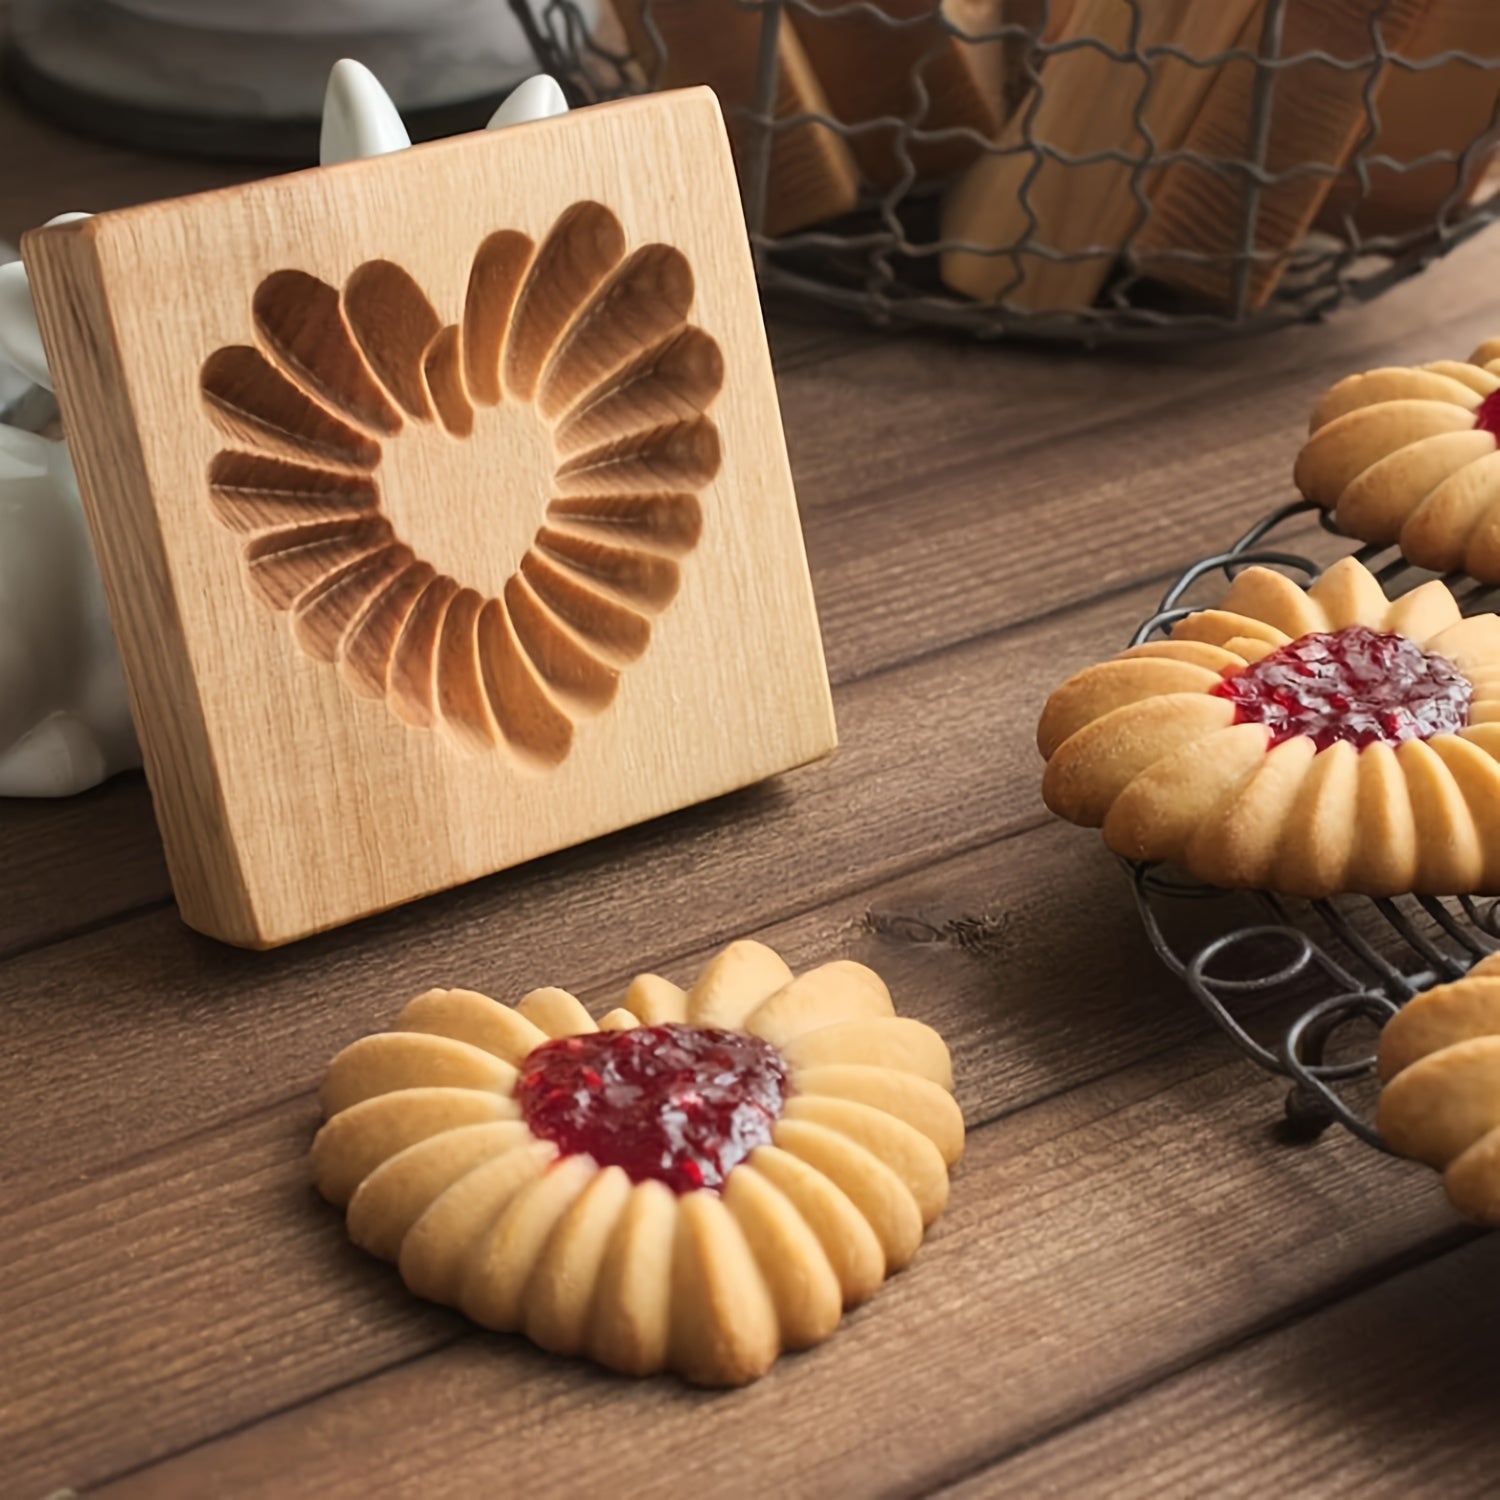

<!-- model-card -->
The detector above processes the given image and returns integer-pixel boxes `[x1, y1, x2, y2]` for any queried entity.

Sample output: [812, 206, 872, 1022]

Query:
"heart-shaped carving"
[200, 200, 725, 768]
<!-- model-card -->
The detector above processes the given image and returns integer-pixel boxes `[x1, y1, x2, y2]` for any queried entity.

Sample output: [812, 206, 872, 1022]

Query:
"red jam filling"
[1476, 387, 1500, 440]
[1212, 625, 1471, 751]
[515, 1024, 789, 1194]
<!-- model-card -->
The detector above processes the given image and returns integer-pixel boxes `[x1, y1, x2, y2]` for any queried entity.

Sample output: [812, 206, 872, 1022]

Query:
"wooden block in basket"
[1135, 0, 1430, 312]
[938, 1, 1079, 128]
[1316, 0, 1500, 238]
[939, 0, 1258, 310]
[22, 90, 837, 947]
[788, 0, 1001, 188]
[612, 0, 860, 236]
[941, 0, 1008, 122]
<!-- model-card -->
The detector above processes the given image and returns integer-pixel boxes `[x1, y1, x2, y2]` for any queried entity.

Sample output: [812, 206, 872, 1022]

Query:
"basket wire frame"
[519, 0, 1500, 344]
[1126, 501, 1500, 1150]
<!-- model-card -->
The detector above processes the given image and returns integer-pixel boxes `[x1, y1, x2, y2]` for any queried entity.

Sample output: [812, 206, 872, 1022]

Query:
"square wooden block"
[25, 88, 836, 948]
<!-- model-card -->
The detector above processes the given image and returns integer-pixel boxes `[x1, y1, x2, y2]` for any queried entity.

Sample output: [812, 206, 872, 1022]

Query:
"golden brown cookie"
[1295, 342, 1500, 577]
[1378, 951, 1500, 1225]
[1039, 556, 1500, 897]
[311, 940, 962, 1386]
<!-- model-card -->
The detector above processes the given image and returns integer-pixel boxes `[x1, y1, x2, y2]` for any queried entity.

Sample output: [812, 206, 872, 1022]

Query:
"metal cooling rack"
[1126, 501, 1500, 1151]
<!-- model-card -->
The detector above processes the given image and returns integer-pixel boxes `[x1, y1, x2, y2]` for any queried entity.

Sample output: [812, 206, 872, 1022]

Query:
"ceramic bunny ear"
[487, 75, 569, 131]
[320, 58, 411, 167]
[319, 63, 563, 172]
[0, 212, 91, 391]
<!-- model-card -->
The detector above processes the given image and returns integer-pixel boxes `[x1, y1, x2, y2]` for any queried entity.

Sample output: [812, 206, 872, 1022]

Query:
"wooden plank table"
[3, 69, 1499, 1500]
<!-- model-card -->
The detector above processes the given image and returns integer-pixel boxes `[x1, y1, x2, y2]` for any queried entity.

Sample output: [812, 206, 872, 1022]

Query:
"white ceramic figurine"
[0, 60, 567, 796]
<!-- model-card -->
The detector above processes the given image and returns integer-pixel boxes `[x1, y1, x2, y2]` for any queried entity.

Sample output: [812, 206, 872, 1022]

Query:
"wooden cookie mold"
[24, 90, 835, 947]
[202, 208, 723, 764]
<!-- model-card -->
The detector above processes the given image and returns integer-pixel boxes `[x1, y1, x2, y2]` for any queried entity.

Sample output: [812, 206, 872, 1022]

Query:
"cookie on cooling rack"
[1038, 555, 1500, 898]
[1378, 951, 1500, 1225]
[1294, 340, 1500, 578]
[310, 940, 963, 1387]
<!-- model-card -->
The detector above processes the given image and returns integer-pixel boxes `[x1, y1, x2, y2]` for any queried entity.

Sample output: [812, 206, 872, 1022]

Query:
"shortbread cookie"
[311, 940, 963, 1386]
[1295, 341, 1500, 578]
[1378, 951, 1500, 1225]
[1039, 556, 1500, 897]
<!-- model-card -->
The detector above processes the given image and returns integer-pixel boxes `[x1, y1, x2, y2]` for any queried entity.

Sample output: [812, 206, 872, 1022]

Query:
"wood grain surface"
[3, 52, 1500, 1500]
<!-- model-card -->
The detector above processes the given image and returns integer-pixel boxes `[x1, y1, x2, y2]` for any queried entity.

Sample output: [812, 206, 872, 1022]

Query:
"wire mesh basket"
[518, 0, 1500, 344]
[1122, 500, 1500, 1152]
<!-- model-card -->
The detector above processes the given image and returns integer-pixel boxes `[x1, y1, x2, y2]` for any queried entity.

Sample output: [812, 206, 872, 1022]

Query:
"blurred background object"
[545, 0, 1500, 344]
[0, 242, 34, 422]
[611, 0, 860, 235]
[4, 0, 599, 159]
[5, 0, 1500, 340]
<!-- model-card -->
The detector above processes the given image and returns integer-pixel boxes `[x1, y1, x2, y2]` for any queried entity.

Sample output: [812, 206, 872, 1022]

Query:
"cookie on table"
[1295, 340, 1500, 577]
[1038, 556, 1500, 897]
[1378, 951, 1500, 1226]
[311, 940, 963, 1387]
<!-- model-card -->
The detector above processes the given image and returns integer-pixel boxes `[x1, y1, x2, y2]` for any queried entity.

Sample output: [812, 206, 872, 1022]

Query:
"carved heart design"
[200, 200, 724, 768]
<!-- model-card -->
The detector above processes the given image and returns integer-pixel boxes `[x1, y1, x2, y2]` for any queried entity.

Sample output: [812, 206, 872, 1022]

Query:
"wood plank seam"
[84, 1337, 467, 1495]
[840, 564, 1196, 694]
[0, 1083, 307, 1221]
[0, 892, 174, 967]
[937, 1232, 1500, 1496]
[914, 1222, 1485, 1497]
